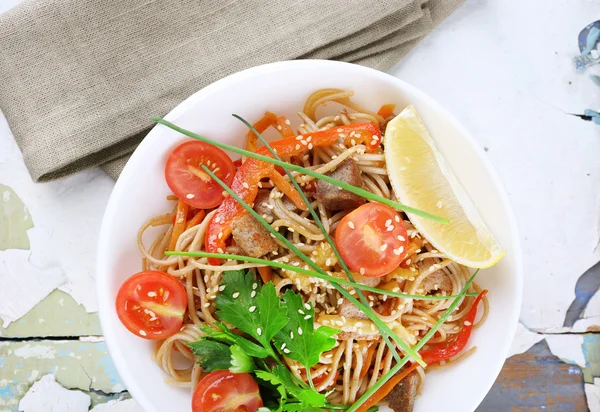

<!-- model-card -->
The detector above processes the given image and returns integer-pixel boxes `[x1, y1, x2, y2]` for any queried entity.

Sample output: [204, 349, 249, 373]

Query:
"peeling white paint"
[78, 336, 105, 343]
[545, 335, 587, 368]
[13, 344, 56, 360]
[0, 251, 65, 327]
[18, 374, 90, 412]
[90, 398, 142, 412]
[0, 115, 114, 326]
[509, 322, 545, 357]
[585, 378, 600, 412]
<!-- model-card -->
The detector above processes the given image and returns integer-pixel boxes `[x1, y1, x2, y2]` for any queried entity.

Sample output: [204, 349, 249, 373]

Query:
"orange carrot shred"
[244, 111, 278, 158]
[257, 266, 272, 283]
[169, 200, 189, 251]
[185, 209, 206, 230]
[275, 116, 295, 138]
[356, 363, 418, 412]
[377, 104, 396, 119]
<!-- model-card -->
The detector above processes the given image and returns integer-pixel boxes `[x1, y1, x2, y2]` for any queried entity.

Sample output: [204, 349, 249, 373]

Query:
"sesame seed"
[283, 348, 291, 354]
[217, 248, 224, 253]
[306, 136, 312, 142]
[281, 343, 286, 350]
[385, 219, 392, 227]
[397, 235, 405, 241]
[348, 221, 355, 229]
[406, 259, 412, 265]
[436, 201, 443, 209]
[290, 332, 294, 339]
[139, 330, 147, 336]
[304, 315, 311, 320]
[215, 216, 221, 223]
[257, 328, 262, 336]
[222, 191, 229, 197]
[351, 139, 356, 146]
[242, 182, 249, 189]
[285, 119, 291, 125]
[219, 285, 226, 291]
[371, 324, 376, 331]
[232, 292, 240, 298]
[360, 267, 366, 275]
[464, 321, 472, 326]
[336, 128, 343, 132]
[277, 125, 282, 130]
[218, 232, 223, 239]
[304, 303, 311, 310]
[204, 302, 211, 307]
[249, 306, 257, 312]
[355, 133, 361, 138]
[308, 143, 313, 150]
[147, 291, 157, 297]
[257, 182, 263, 188]
[386, 225, 395, 231]
[395, 215, 400, 223]
[380, 244, 388, 252]
[186, 193, 195, 199]
[296, 136, 303, 140]
[252, 283, 258, 290]
[298, 309, 305, 315]
[325, 258, 332, 266]
[301, 140, 308, 146]
[251, 291, 257, 298]
[295, 144, 301, 150]
[393, 248, 402, 256]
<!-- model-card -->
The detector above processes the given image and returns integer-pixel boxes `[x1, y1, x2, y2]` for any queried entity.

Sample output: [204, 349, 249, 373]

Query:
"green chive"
[151, 117, 449, 225]
[165, 250, 478, 301]
[346, 269, 480, 412]
[199, 164, 426, 368]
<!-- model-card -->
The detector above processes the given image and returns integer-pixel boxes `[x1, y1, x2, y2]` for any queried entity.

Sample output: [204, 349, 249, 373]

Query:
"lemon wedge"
[384, 106, 504, 268]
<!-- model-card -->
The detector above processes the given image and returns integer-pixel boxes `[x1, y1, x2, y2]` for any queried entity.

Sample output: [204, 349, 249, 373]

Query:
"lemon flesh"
[384, 106, 504, 268]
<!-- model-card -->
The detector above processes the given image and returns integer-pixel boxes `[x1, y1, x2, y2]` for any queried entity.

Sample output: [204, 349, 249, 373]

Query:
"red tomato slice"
[115, 271, 187, 340]
[192, 371, 263, 412]
[165, 141, 236, 209]
[335, 203, 408, 277]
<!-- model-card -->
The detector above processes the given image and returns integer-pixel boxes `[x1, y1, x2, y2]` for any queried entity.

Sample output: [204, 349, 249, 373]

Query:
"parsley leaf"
[274, 290, 338, 370]
[256, 365, 327, 409]
[216, 271, 288, 349]
[187, 340, 231, 372]
[230, 344, 255, 373]
[201, 323, 269, 358]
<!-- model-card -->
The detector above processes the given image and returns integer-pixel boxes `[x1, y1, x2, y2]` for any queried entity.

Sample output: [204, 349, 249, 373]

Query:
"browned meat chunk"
[253, 189, 299, 222]
[339, 299, 369, 320]
[230, 213, 278, 257]
[386, 370, 420, 412]
[315, 159, 365, 210]
[417, 258, 452, 295]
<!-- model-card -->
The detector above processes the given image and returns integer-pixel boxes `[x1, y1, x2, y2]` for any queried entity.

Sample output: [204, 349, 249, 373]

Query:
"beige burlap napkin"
[0, 0, 463, 181]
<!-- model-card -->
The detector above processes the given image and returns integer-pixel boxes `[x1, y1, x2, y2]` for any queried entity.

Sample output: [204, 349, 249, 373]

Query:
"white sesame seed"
[325, 258, 332, 266]
[393, 247, 402, 256]
[251, 291, 257, 298]
[285, 119, 291, 125]
[304, 303, 311, 310]
[304, 315, 311, 320]
[380, 244, 388, 252]
[337, 298, 344, 305]
[306, 136, 312, 142]
[298, 309, 305, 315]
[336, 128, 343, 132]
[386, 225, 395, 231]
[242, 182, 249, 189]
[218, 232, 223, 239]
[139, 330, 147, 336]
[232, 292, 240, 298]
[214, 216, 221, 223]
[295, 144, 301, 150]
[290, 332, 294, 339]
[277, 125, 282, 130]
[464, 321, 472, 326]
[288, 228, 295, 232]
[217, 248, 224, 253]
[147, 291, 157, 297]
[360, 268, 366, 275]
[283, 348, 291, 354]
[394, 215, 400, 223]
[252, 283, 258, 290]
[406, 259, 412, 265]
[348, 221, 355, 229]
[308, 143, 313, 150]
[397, 235, 405, 241]
[385, 219, 392, 227]
[257, 327, 262, 336]
[219, 285, 226, 291]
[436, 201, 443, 209]
[186, 193, 195, 199]
[301, 140, 308, 146]
[204, 302, 211, 307]
[281, 343, 286, 350]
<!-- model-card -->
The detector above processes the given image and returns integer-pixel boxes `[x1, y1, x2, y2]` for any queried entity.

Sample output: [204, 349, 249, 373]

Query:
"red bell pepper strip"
[205, 122, 382, 264]
[243, 112, 278, 160]
[419, 289, 488, 364]
[275, 116, 295, 138]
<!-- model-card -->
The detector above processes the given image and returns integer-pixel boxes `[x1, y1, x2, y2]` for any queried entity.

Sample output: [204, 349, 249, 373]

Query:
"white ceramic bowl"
[97, 60, 522, 412]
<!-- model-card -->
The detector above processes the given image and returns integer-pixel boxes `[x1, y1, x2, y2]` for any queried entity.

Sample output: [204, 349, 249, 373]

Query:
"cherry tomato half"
[115, 271, 187, 340]
[192, 370, 263, 412]
[165, 141, 236, 209]
[335, 203, 408, 277]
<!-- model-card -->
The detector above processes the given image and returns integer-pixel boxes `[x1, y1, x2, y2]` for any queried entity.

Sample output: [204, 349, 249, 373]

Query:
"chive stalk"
[165, 250, 477, 301]
[199, 164, 426, 367]
[151, 117, 448, 224]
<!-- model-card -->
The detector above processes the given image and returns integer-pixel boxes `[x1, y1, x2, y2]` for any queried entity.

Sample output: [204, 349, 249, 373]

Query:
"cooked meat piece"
[253, 189, 298, 222]
[417, 258, 452, 295]
[315, 159, 366, 210]
[386, 370, 420, 412]
[339, 299, 369, 320]
[230, 213, 278, 257]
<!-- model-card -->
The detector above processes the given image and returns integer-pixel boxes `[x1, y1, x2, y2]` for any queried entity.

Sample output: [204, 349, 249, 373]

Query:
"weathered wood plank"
[477, 340, 589, 411]
[0, 290, 101, 338]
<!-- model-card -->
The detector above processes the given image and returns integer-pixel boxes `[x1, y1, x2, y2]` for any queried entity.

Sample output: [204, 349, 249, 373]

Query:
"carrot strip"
[257, 266, 272, 283]
[356, 363, 418, 412]
[275, 116, 295, 138]
[185, 209, 206, 230]
[268, 170, 306, 210]
[169, 200, 189, 251]
[359, 344, 377, 379]
[377, 104, 396, 119]
[243, 112, 278, 160]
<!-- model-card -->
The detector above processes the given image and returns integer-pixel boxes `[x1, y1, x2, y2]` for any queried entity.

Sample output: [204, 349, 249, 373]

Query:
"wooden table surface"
[1, 0, 599, 411]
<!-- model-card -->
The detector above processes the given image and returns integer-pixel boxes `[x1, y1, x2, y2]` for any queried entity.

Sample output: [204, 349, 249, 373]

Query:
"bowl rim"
[96, 59, 523, 412]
